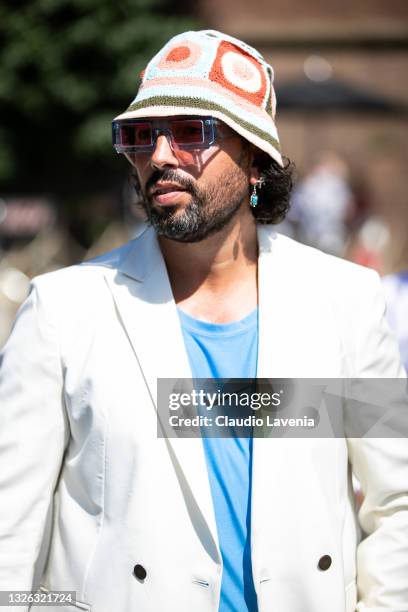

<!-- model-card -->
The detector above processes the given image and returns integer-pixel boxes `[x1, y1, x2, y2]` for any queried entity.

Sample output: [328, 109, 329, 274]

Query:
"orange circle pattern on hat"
[166, 46, 190, 62]
[209, 41, 267, 106]
[158, 40, 202, 71]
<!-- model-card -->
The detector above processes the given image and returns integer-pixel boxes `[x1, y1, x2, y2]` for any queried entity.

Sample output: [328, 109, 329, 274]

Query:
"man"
[0, 30, 407, 612]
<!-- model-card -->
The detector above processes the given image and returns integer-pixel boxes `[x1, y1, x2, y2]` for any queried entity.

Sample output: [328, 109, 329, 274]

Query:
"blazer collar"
[117, 223, 157, 282]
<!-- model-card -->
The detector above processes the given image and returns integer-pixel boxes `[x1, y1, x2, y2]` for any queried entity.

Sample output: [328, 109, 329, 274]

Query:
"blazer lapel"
[103, 225, 219, 556]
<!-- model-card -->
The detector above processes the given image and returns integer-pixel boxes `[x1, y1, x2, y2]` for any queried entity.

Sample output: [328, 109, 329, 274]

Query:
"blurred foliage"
[0, 0, 198, 196]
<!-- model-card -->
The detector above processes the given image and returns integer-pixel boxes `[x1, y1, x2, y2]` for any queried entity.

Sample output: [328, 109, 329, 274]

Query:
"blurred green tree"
[0, 0, 197, 198]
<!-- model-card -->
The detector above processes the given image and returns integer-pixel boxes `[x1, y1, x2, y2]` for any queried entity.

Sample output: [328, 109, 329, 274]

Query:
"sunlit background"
[1, 0, 408, 356]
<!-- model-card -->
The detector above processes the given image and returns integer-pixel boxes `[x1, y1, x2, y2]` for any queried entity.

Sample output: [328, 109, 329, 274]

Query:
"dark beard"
[136, 168, 249, 243]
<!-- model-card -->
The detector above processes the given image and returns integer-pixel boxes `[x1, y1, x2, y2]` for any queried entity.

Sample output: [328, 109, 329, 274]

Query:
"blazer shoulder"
[31, 223, 154, 295]
[31, 239, 136, 288]
[273, 232, 380, 294]
[23, 239, 142, 325]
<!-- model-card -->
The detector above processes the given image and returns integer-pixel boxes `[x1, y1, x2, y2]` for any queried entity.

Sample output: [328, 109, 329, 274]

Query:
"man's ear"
[248, 145, 261, 184]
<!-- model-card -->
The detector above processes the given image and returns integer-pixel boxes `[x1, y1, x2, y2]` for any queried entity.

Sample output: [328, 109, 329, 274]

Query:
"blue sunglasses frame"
[112, 116, 218, 154]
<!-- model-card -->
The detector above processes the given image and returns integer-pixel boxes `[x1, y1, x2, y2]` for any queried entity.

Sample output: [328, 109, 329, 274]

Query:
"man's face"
[129, 117, 253, 243]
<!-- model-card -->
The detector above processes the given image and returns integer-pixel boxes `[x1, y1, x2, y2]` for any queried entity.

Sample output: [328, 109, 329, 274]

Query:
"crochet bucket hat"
[113, 30, 283, 167]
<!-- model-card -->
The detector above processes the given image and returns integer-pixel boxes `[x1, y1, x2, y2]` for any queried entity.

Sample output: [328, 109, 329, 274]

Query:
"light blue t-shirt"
[178, 307, 259, 612]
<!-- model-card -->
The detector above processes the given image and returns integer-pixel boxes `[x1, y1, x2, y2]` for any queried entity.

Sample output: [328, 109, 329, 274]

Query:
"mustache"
[145, 169, 196, 195]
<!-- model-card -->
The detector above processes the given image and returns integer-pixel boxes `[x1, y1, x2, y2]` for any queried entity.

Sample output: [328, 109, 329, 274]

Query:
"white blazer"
[0, 225, 407, 612]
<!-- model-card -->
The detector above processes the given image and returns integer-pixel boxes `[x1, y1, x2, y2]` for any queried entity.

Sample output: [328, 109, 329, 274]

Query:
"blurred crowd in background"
[1, 0, 407, 370]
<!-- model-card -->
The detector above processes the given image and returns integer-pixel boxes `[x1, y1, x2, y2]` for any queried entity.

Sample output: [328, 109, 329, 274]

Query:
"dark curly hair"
[250, 152, 296, 224]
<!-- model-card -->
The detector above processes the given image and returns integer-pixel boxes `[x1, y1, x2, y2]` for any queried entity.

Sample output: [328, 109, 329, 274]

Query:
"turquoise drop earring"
[250, 182, 259, 208]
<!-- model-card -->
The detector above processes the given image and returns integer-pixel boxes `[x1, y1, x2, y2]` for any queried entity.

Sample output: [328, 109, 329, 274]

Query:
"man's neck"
[158, 207, 258, 323]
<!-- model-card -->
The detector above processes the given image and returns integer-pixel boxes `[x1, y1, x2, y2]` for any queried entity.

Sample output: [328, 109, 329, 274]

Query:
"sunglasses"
[112, 116, 219, 154]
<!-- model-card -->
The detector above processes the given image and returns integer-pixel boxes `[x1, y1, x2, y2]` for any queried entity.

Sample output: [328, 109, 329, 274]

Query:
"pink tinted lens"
[170, 120, 204, 145]
[121, 122, 152, 147]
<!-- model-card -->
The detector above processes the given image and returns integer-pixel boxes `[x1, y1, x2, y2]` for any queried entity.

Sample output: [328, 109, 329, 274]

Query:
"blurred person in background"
[346, 215, 390, 274]
[0, 29, 407, 612]
[0, 198, 84, 347]
[287, 152, 355, 256]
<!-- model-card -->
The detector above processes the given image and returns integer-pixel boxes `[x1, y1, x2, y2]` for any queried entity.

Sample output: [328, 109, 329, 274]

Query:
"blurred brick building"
[199, 0, 408, 272]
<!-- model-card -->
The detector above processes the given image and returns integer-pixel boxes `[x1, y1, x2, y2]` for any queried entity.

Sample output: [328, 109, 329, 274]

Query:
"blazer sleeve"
[345, 269, 408, 610]
[0, 278, 68, 597]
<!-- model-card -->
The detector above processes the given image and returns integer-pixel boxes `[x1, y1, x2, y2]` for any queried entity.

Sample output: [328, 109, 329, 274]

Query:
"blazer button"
[133, 564, 147, 580]
[318, 555, 332, 571]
